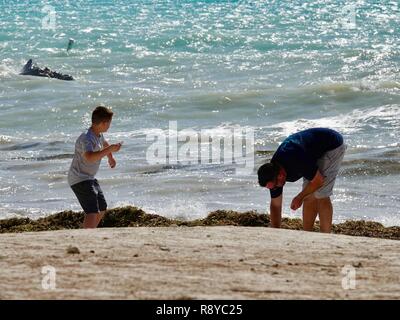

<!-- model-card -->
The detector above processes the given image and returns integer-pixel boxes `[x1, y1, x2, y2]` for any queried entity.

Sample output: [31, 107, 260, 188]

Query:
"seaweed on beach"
[0, 211, 85, 233]
[332, 220, 400, 240]
[187, 210, 270, 227]
[0, 206, 399, 240]
[99, 206, 175, 227]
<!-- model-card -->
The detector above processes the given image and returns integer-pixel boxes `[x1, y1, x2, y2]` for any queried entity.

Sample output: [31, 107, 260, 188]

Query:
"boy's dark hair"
[92, 106, 113, 124]
[257, 162, 280, 187]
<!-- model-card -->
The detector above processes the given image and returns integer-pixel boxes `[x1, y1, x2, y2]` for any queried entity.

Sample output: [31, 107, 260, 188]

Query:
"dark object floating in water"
[67, 38, 74, 52]
[20, 59, 74, 81]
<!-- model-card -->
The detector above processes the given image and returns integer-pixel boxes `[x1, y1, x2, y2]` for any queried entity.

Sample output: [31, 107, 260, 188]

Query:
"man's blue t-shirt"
[270, 128, 343, 198]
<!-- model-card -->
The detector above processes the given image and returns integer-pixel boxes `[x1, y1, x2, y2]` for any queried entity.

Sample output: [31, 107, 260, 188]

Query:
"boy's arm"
[103, 140, 114, 160]
[103, 140, 117, 168]
[270, 194, 283, 228]
[84, 143, 121, 163]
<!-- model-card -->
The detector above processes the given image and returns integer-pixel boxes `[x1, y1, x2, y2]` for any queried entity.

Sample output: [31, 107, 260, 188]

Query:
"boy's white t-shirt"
[68, 128, 105, 186]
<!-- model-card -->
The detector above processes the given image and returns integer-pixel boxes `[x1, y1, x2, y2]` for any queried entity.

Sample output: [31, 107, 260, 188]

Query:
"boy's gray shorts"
[303, 143, 347, 199]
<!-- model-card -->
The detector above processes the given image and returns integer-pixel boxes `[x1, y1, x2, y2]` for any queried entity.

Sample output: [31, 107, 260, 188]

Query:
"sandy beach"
[1, 224, 399, 300]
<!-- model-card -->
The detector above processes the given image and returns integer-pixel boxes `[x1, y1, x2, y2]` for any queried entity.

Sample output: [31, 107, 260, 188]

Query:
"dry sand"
[0, 226, 399, 300]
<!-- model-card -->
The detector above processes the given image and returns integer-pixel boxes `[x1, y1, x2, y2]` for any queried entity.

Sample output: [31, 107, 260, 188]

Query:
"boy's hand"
[109, 143, 122, 153]
[108, 157, 116, 169]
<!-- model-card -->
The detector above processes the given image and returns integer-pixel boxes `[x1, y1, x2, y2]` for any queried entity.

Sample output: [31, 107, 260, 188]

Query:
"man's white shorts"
[302, 143, 347, 199]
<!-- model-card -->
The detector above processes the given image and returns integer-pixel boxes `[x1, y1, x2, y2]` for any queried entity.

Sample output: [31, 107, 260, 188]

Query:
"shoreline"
[0, 206, 399, 240]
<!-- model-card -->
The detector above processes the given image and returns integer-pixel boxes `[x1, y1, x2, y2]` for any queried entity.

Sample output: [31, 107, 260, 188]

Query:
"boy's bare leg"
[83, 213, 100, 229]
[317, 197, 333, 233]
[302, 194, 318, 231]
[96, 211, 106, 227]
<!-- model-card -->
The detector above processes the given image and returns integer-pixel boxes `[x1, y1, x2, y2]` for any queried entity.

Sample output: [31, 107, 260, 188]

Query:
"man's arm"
[291, 170, 324, 210]
[270, 194, 283, 228]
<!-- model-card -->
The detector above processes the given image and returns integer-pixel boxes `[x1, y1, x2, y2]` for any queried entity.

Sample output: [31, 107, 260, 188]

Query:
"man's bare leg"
[96, 211, 106, 227]
[302, 194, 318, 231]
[83, 213, 100, 229]
[317, 197, 333, 233]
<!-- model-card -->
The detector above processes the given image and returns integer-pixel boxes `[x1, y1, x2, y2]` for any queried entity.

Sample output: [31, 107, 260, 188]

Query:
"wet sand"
[0, 226, 399, 299]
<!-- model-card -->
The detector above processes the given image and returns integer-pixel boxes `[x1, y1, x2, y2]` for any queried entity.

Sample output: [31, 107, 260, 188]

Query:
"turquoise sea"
[0, 0, 399, 225]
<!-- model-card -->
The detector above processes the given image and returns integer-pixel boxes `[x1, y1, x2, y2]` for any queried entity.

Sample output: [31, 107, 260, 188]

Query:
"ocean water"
[0, 0, 399, 225]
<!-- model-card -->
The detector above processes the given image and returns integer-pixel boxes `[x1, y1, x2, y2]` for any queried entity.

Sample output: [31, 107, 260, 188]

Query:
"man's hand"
[290, 170, 324, 211]
[108, 157, 116, 169]
[290, 195, 303, 211]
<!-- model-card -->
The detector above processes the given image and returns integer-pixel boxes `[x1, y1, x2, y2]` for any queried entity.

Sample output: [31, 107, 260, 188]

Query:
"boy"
[68, 106, 122, 228]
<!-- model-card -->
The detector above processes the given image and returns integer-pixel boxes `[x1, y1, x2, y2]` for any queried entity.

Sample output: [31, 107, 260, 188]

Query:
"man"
[257, 128, 346, 233]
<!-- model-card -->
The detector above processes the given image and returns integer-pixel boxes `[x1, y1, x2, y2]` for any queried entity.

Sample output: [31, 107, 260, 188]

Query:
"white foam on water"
[272, 104, 400, 139]
[0, 62, 17, 78]
[142, 198, 209, 221]
[0, 135, 13, 144]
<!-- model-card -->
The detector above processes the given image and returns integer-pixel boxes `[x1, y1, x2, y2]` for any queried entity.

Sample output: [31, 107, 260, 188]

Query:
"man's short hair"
[92, 106, 113, 124]
[257, 162, 280, 187]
